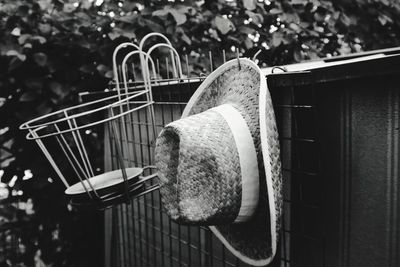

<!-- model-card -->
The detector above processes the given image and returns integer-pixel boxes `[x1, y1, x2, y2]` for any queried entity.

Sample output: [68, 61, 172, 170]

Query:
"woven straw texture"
[156, 59, 282, 263]
[155, 109, 243, 225]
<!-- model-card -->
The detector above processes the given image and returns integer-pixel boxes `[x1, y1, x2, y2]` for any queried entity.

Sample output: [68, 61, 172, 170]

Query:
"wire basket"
[19, 34, 183, 209]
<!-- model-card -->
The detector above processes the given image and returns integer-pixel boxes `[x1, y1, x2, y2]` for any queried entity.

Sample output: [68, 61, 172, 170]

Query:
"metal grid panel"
[105, 77, 325, 267]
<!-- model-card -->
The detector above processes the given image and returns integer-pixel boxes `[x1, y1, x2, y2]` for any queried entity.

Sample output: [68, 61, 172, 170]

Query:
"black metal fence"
[102, 73, 324, 267]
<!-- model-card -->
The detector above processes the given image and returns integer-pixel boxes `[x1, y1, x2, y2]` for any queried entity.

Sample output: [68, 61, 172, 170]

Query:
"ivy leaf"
[378, 14, 392, 25]
[246, 11, 264, 25]
[169, 9, 187, 25]
[6, 50, 26, 61]
[20, 92, 37, 102]
[105, 71, 113, 79]
[291, 0, 308, 5]
[81, 0, 92, 9]
[38, 0, 52, 11]
[272, 32, 284, 46]
[18, 34, 32, 45]
[152, 9, 170, 17]
[139, 17, 164, 32]
[215, 16, 235, 35]
[243, 0, 257, 11]
[63, 3, 76, 13]
[96, 64, 111, 77]
[33, 53, 48, 67]
[38, 23, 52, 35]
[269, 8, 282, 15]
[239, 26, 255, 35]
[115, 13, 138, 24]
[244, 37, 253, 49]
[36, 101, 52, 116]
[49, 81, 63, 96]
[153, 8, 187, 25]
[79, 64, 96, 74]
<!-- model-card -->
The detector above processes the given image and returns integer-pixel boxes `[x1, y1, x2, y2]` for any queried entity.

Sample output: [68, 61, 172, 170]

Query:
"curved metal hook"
[112, 42, 140, 99]
[121, 50, 157, 96]
[145, 43, 183, 83]
[139, 33, 178, 80]
[252, 49, 262, 63]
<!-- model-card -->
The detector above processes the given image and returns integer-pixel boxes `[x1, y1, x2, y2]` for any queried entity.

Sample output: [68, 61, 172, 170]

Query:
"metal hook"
[252, 49, 262, 64]
[271, 66, 288, 73]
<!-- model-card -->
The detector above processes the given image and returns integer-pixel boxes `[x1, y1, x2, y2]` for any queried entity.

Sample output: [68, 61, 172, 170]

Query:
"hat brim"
[181, 58, 282, 266]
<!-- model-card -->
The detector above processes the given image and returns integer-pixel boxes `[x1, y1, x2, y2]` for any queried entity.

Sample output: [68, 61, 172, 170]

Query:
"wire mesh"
[104, 73, 325, 267]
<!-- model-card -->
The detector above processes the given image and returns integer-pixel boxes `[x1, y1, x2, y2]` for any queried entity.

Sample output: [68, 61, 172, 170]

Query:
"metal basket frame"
[20, 33, 184, 209]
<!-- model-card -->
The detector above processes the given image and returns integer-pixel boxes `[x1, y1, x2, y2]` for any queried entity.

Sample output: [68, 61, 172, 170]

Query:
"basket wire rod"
[166, 57, 170, 80]
[71, 118, 95, 177]
[20, 91, 151, 131]
[53, 123, 93, 187]
[144, 44, 183, 142]
[112, 42, 139, 102]
[121, 50, 157, 163]
[26, 93, 152, 140]
[29, 129, 69, 187]
[156, 59, 160, 79]
[109, 107, 130, 203]
[62, 118, 99, 197]
[64, 114, 93, 180]
[131, 62, 136, 82]
[122, 50, 157, 97]
[54, 135, 94, 199]
[112, 44, 139, 169]
[209, 51, 213, 72]
[132, 184, 160, 200]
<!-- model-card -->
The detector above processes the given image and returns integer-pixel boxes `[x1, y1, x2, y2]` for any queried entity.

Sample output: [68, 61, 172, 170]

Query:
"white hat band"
[211, 104, 260, 223]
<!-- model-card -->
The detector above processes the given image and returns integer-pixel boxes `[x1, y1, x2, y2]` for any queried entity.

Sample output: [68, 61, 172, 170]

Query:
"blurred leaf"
[38, 23, 52, 35]
[104, 70, 113, 78]
[25, 79, 43, 92]
[378, 14, 392, 25]
[140, 17, 164, 32]
[96, 64, 111, 77]
[79, 64, 96, 74]
[6, 50, 26, 61]
[169, 9, 187, 25]
[81, 0, 92, 9]
[63, 3, 76, 13]
[153, 7, 187, 25]
[291, 0, 308, 5]
[38, 0, 52, 11]
[116, 13, 138, 24]
[18, 34, 32, 45]
[244, 37, 253, 49]
[33, 53, 48, 67]
[243, 0, 257, 11]
[272, 32, 284, 46]
[215, 16, 235, 35]
[239, 26, 255, 34]
[49, 81, 63, 96]
[36, 101, 52, 116]
[153, 9, 170, 17]
[246, 11, 264, 24]
[20, 92, 37, 102]
[269, 8, 282, 15]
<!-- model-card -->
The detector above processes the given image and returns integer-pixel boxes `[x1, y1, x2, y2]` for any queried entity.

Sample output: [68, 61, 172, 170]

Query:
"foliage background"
[0, 0, 399, 265]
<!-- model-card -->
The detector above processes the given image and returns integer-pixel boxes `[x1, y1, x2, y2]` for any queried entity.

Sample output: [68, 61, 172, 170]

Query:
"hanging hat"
[155, 58, 282, 266]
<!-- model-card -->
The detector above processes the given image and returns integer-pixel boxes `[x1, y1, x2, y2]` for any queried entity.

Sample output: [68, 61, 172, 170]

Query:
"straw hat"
[155, 58, 282, 266]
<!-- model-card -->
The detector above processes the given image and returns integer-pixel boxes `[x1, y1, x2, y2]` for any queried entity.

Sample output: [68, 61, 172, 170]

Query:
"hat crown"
[156, 108, 242, 225]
